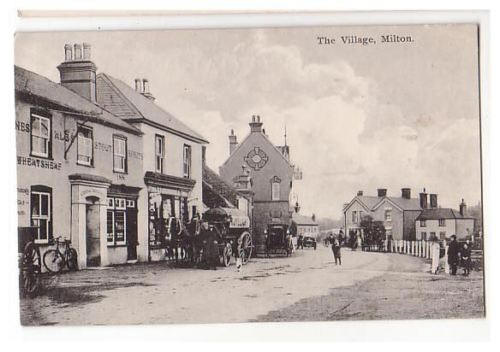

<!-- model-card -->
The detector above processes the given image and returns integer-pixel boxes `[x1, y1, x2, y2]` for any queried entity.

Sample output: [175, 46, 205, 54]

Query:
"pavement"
[19, 245, 484, 326]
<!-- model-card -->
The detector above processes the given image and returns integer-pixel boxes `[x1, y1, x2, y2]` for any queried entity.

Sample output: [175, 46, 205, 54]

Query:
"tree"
[360, 215, 386, 246]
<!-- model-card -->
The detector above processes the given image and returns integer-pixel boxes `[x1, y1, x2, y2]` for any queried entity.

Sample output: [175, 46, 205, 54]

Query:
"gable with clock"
[244, 147, 269, 171]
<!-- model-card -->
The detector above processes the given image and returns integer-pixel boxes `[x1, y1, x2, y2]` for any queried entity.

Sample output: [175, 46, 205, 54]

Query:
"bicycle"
[43, 236, 78, 273]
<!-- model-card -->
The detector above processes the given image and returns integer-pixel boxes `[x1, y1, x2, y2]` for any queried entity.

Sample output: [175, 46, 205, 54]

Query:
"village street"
[20, 246, 484, 326]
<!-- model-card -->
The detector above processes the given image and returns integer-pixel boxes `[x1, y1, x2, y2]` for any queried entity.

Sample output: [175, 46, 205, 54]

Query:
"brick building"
[219, 116, 294, 253]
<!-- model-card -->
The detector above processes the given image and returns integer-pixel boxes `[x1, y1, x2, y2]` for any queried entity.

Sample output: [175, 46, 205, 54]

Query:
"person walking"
[332, 238, 342, 265]
[461, 240, 472, 276]
[430, 236, 440, 274]
[447, 235, 460, 276]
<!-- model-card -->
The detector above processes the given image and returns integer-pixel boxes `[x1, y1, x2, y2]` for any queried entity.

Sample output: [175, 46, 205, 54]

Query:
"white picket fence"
[387, 239, 438, 260]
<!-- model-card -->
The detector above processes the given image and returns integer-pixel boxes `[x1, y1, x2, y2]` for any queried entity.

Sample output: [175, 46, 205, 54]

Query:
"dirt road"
[20, 246, 483, 325]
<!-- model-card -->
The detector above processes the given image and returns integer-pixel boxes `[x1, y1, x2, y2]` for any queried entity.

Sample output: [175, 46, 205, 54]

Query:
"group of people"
[447, 235, 473, 276]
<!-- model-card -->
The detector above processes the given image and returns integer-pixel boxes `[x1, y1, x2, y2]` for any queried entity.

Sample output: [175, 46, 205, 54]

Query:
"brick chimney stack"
[229, 129, 238, 155]
[377, 188, 387, 197]
[401, 188, 411, 199]
[357, 190, 363, 196]
[134, 78, 142, 92]
[419, 188, 428, 209]
[249, 115, 263, 133]
[429, 194, 438, 208]
[459, 199, 467, 216]
[57, 42, 97, 102]
[141, 79, 155, 101]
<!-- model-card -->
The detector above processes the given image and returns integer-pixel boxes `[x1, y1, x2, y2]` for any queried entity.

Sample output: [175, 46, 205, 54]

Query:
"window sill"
[30, 153, 53, 161]
[77, 162, 94, 168]
[107, 243, 128, 248]
[113, 170, 128, 175]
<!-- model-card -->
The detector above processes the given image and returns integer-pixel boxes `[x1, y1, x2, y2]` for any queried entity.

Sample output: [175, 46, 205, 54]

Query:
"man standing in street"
[447, 235, 461, 276]
[461, 239, 472, 276]
[332, 237, 342, 265]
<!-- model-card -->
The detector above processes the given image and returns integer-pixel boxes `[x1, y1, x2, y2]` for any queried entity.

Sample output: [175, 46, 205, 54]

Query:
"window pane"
[107, 211, 114, 242]
[41, 194, 49, 216]
[115, 211, 125, 242]
[40, 119, 49, 138]
[31, 193, 40, 216]
[32, 136, 47, 155]
[31, 117, 40, 135]
[39, 219, 48, 240]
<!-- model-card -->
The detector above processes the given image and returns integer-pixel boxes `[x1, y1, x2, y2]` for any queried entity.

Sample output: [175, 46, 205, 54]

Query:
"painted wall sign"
[17, 156, 62, 170]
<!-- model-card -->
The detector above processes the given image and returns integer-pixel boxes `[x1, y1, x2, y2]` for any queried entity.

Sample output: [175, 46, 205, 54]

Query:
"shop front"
[144, 172, 196, 261]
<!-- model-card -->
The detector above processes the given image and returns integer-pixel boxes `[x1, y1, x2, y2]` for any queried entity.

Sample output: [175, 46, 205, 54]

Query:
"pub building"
[15, 56, 144, 269]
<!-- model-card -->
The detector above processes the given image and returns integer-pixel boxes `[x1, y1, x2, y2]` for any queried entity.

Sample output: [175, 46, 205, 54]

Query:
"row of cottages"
[415, 199, 475, 241]
[15, 43, 207, 268]
[219, 116, 296, 253]
[343, 188, 475, 242]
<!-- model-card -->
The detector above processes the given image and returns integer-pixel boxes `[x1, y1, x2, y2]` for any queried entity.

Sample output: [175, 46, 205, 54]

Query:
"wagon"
[202, 207, 253, 267]
[18, 227, 42, 297]
[264, 223, 293, 257]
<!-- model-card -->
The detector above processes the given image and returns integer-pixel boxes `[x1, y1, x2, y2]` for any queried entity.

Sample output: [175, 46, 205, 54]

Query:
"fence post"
[411, 241, 415, 256]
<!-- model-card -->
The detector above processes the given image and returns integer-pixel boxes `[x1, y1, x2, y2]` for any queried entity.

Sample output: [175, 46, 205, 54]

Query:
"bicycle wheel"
[66, 248, 78, 271]
[43, 249, 66, 273]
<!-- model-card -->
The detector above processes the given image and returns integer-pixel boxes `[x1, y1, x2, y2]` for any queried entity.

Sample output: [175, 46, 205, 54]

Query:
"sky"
[14, 24, 482, 220]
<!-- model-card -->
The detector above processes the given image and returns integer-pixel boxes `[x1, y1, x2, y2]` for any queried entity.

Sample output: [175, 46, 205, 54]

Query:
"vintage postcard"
[14, 23, 484, 326]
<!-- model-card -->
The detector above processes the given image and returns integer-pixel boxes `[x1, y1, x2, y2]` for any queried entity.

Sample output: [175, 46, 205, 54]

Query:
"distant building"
[415, 199, 475, 240]
[343, 188, 424, 242]
[219, 116, 295, 253]
[291, 213, 319, 238]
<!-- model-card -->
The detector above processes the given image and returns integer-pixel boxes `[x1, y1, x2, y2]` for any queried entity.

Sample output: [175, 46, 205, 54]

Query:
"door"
[127, 206, 138, 261]
[86, 197, 101, 267]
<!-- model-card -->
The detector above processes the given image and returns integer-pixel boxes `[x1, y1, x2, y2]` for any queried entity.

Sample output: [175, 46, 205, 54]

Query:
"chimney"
[357, 190, 363, 196]
[134, 78, 142, 92]
[419, 188, 428, 209]
[58, 43, 97, 102]
[377, 188, 387, 197]
[249, 114, 263, 133]
[229, 129, 238, 155]
[141, 79, 155, 101]
[64, 44, 73, 61]
[429, 194, 438, 208]
[401, 188, 411, 199]
[459, 199, 467, 216]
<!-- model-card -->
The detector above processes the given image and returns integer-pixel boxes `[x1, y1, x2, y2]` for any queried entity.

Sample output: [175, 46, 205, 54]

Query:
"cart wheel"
[222, 244, 232, 267]
[20, 242, 41, 297]
[239, 232, 253, 264]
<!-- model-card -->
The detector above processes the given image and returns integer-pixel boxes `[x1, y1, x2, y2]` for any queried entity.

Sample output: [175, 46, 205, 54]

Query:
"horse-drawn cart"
[203, 207, 253, 267]
[18, 227, 42, 297]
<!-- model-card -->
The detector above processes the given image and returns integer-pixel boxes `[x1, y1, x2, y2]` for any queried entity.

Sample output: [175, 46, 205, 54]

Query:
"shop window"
[30, 111, 51, 158]
[113, 136, 127, 173]
[183, 144, 192, 178]
[420, 219, 426, 227]
[107, 197, 126, 246]
[155, 135, 165, 173]
[77, 125, 93, 166]
[30, 185, 52, 243]
[439, 219, 446, 227]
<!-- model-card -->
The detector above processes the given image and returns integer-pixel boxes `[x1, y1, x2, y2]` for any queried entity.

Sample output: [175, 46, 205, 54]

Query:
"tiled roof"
[97, 74, 208, 143]
[14, 66, 141, 135]
[292, 213, 318, 226]
[203, 164, 241, 208]
[417, 208, 468, 220]
[357, 196, 383, 210]
[384, 197, 422, 211]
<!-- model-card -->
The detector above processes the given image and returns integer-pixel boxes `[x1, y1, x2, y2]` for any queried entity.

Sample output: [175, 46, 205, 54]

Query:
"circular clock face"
[245, 147, 269, 171]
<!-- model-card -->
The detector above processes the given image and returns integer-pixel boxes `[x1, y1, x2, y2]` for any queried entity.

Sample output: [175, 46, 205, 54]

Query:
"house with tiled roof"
[15, 58, 145, 269]
[415, 199, 475, 240]
[343, 188, 426, 242]
[291, 212, 319, 238]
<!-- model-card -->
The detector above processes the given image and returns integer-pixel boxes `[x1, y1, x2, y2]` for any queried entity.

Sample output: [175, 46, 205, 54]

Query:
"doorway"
[86, 196, 101, 267]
